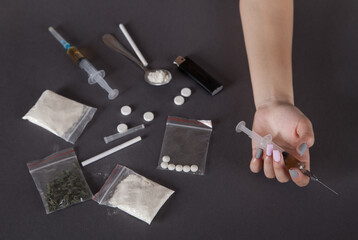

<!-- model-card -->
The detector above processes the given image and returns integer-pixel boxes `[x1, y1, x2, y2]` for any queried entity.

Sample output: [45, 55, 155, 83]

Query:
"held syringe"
[48, 27, 119, 100]
[235, 121, 338, 195]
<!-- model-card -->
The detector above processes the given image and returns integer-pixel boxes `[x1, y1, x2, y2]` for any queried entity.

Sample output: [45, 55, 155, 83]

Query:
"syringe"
[48, 27, 119, 100]
[236, 121, 338, 195]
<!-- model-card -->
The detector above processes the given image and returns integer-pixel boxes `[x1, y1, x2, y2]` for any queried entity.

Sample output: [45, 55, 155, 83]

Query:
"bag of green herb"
[27, 148, 93, 214]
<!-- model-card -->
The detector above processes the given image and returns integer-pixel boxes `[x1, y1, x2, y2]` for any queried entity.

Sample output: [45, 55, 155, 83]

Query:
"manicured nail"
[273, 150, 280, 162]
[298, 143, 307, 156]
[289, 169, 299, 179]
[256, 148, 263, 159]
[266, 144, 273, 156]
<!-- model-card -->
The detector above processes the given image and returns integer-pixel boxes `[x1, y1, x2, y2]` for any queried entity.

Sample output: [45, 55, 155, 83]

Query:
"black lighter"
[173, 56, 223, 96]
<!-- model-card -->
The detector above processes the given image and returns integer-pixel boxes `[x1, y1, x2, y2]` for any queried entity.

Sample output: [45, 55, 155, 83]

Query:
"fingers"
[288, 150, 310, 187]
[288, 168, 310, 187]
[263, 144, 275, 178]
[250, 148, 263, 173]
[272, 150, 290, 183]
[296, 119, 315, 155]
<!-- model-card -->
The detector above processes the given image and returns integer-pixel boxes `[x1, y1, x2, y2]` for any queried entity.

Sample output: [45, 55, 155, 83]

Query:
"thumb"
[296, 118, 315, 156]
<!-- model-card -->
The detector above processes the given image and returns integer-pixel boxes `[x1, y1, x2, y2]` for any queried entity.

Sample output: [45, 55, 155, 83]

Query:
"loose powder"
[147, 70, 170, 84]
[23, 90, 96, 143]
[108, 174, 174, 224]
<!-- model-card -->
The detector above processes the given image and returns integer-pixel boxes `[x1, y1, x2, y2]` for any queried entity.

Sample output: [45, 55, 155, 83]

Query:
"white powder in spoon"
[147, 70, 171, 84]
[108, 174, 174, 224]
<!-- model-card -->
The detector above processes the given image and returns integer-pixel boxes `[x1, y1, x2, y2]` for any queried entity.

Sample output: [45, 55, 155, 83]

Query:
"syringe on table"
[48, 27, 119, 100]
[235, 121, 338, 195]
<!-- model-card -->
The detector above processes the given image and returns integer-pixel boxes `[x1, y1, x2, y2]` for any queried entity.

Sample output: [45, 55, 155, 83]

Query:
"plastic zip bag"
[27, 148, 93, 214]
[93, 164, 174, 224]
[23, 90, 97, 144]
[157, 116, 213, 175]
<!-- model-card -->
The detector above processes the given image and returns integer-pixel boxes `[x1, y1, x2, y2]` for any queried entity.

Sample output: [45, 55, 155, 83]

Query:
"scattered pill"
[181, 88, 192, 97]
[162, 155, 170, 163]
[117, 123, 128, 133]
[190, 165, 199, 173]
[161, 162, 169, 169]
[175, 165, 183, 172]
[143, 112, 154, 122]
[183, 165, 191, 173]
[168, 164, 176, 171]
[174, 96, 185, 105]
[121, 106, 132, 116]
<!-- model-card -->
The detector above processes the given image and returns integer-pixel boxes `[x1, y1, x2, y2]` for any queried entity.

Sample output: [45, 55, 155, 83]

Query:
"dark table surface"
[1, 0, 357, 239]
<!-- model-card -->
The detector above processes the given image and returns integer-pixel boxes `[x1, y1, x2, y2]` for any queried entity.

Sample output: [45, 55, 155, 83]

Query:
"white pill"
[161, 162, 168, 169]
[117, 123, 128, 133]
[183, 165, 191, 173]
[162, 155, 170, 163]
[168, 164, 176, 171]
[121, 106, 132, 115]
[174, 96, 185, 105]
[181, 88, 192, 97]
[190, 165, 199, 173]
[175, 164, 183, 172]
[143, 112, 154, 122]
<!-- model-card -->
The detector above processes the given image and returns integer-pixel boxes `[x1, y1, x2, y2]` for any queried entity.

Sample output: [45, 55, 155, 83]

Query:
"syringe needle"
[315, 179, 339, 195]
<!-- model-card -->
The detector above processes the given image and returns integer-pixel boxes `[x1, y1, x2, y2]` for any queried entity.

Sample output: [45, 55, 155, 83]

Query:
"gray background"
[1, 0, 357, 239]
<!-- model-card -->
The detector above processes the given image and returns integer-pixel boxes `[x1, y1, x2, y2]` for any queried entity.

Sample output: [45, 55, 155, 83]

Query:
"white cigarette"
[119, 23, 148, 67]
[81, 136, 142, 167]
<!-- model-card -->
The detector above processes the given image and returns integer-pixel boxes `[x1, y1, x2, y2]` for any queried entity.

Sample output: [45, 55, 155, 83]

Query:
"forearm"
[240, 0, 294, 109]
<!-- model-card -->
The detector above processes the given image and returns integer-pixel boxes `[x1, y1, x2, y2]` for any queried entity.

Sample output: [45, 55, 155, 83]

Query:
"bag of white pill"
[93, 164, 174, 224]
[23, 90, 97, 144]
[157, 116, 213, 175]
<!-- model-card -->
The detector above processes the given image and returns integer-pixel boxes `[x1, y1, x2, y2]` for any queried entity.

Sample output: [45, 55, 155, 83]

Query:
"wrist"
[255, 94, 294, 110]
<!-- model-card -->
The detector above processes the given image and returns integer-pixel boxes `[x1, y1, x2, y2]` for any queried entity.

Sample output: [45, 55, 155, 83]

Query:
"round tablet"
[181, 88, 192, 97]
[121, 106, 132, 116]
[174, 96, 185, 105]
[117, 123, 128, 133]
[183, 165, 191, 173]
[190, 165, 199, 173]
[162, 155, 170, 163]
[175, 164, 183, 172]
[160, 162, 168, 169]
[143, 112, 154, 122]
[168, 164, 176, 171]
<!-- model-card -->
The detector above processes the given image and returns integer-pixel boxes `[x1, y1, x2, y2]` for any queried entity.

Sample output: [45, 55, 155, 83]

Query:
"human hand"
[250, 101, 315, 186]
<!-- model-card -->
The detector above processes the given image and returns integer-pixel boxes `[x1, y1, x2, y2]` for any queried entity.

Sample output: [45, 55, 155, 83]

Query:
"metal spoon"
[102, 34, 172, 86]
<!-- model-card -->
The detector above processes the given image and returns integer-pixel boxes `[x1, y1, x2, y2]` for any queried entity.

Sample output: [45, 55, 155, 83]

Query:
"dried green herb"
[45, 169, 91, 212]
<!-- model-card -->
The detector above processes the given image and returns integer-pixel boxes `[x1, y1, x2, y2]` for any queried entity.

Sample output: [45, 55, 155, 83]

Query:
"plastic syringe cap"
[235, 121, 246, 133]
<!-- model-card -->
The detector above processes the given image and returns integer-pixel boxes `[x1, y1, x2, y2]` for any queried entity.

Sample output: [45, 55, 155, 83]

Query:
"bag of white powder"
[93, 164, 174, 224]
[23, 90, 97, 144]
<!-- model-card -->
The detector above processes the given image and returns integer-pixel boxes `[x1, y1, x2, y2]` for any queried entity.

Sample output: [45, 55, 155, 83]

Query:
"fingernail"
[266, 144, 273, 156]
[289, 169, 299, 178]
[273, 150, 280, 162]
[256, 148, 263, 159]
[298, 143, 307, 156]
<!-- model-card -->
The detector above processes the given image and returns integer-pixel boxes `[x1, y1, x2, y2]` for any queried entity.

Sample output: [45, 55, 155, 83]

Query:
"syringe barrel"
[236, 121, 264, 145]
[78, 59, 119, 100]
